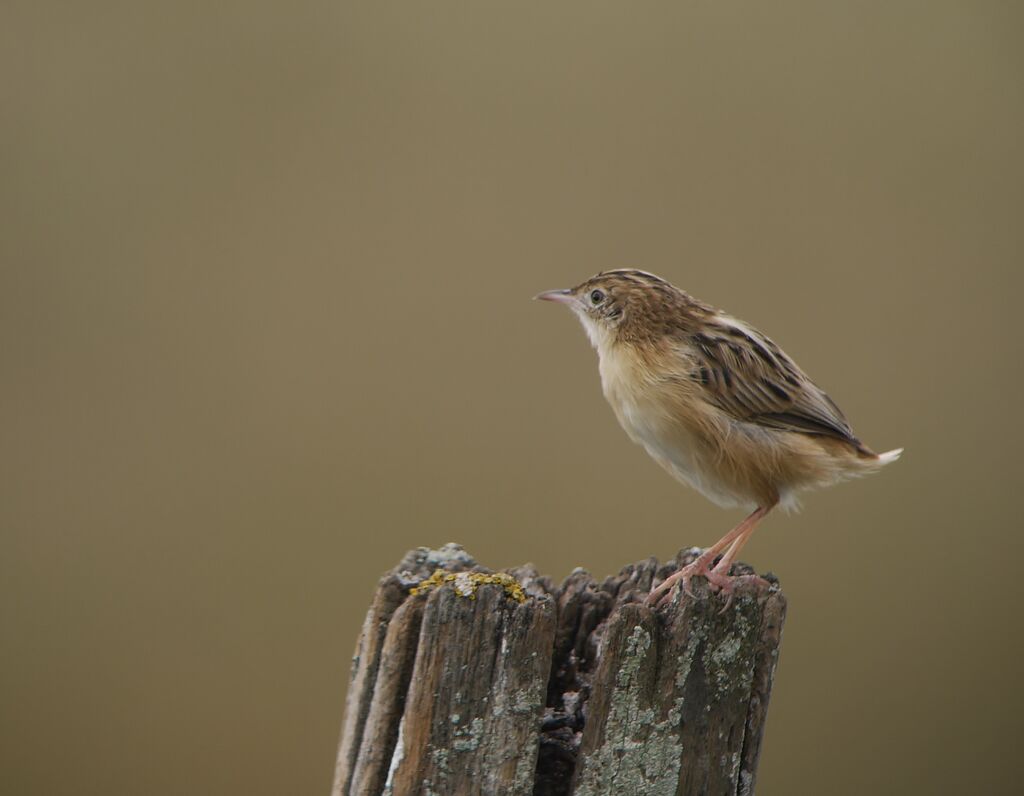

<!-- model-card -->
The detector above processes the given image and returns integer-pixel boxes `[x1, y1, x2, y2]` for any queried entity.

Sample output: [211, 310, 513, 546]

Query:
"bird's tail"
[876, 447, 904, 465]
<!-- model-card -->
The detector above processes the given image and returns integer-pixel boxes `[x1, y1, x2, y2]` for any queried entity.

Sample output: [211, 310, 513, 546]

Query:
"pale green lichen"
[703, 598, 758, 700]
[706, 640, 736, 697]
[421, 746, 450, 795]
[512, 746, 537, 791]
[492, 684, 540, 719]
[451, 716, 483, 752]
[511, 686, 539, 715]
[575, 623, 692, 796]
[575, 605, 762, 796]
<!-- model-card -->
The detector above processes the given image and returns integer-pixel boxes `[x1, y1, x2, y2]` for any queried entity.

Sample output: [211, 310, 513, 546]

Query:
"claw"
[705, 569, 771, 612]
[646, 554, 716, 607]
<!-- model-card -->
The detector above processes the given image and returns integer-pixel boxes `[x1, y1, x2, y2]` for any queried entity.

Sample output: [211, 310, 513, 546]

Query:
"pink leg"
[705, 507, 774, 608]
[646, 506, 770, 607]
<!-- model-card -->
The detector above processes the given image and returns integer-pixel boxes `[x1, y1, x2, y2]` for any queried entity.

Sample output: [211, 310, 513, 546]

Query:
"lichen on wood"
[331, 544, 786, 796]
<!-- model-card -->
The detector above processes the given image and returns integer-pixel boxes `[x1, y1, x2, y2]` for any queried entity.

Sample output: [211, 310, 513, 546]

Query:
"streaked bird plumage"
[536, 269, 901, 604]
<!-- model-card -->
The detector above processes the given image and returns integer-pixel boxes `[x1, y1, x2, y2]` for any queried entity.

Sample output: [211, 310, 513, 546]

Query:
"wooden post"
[331, 544, 786, 796]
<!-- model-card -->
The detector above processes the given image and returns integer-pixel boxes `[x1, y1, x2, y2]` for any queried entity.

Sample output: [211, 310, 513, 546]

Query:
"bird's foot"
[705, 569, 771, 612]
[646, 555, 714, 608]
[648, 559, 771, 610]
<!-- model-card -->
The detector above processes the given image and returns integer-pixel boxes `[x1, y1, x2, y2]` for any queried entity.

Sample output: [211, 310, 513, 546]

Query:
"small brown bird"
[536, 270, 901, 606]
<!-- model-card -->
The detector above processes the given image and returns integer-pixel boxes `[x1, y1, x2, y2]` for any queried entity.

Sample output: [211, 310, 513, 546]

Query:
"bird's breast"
[597, 343, 697, 435]
[597, 343, 753, 508]
[599, 346, 697, 465]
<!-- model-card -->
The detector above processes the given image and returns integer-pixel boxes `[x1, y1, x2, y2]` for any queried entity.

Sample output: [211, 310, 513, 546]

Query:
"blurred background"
[2, 2, 1021, 794]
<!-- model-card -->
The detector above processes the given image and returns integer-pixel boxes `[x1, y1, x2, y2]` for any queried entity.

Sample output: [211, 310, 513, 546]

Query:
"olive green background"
[3, 2, 1020, 794]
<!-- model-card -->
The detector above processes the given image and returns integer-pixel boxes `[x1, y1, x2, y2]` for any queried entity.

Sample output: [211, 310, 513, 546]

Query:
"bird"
[535, 269, 902, 607]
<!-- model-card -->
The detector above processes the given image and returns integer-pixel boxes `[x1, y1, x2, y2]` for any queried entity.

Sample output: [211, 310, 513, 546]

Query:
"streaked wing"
[683, 317, 863, 447]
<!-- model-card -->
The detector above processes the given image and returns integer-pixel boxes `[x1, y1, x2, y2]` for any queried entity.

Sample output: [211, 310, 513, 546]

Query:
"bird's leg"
[646, 506, 768, 607]
[705, 506, 774, 609]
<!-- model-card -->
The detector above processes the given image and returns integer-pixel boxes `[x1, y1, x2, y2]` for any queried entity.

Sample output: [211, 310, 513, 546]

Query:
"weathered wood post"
[331, 544, 786, 796]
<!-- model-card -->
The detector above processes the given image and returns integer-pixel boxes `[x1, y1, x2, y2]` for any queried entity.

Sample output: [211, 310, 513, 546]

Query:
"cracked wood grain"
[332, 545, 786, 796]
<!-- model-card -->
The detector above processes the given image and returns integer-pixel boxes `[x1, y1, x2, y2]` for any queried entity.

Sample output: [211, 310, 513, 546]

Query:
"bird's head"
[535, 269, 694, 349]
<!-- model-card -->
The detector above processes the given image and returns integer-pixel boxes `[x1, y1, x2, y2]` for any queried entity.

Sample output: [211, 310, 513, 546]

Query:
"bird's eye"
[590, 289, 605, 304]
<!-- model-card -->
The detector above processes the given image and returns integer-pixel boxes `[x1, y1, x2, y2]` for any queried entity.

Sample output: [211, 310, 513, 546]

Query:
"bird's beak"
[533, 289, 575, 305]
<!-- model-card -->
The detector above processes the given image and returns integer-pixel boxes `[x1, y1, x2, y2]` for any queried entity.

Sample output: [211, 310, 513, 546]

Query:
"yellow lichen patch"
[409, 569, 527, 604]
